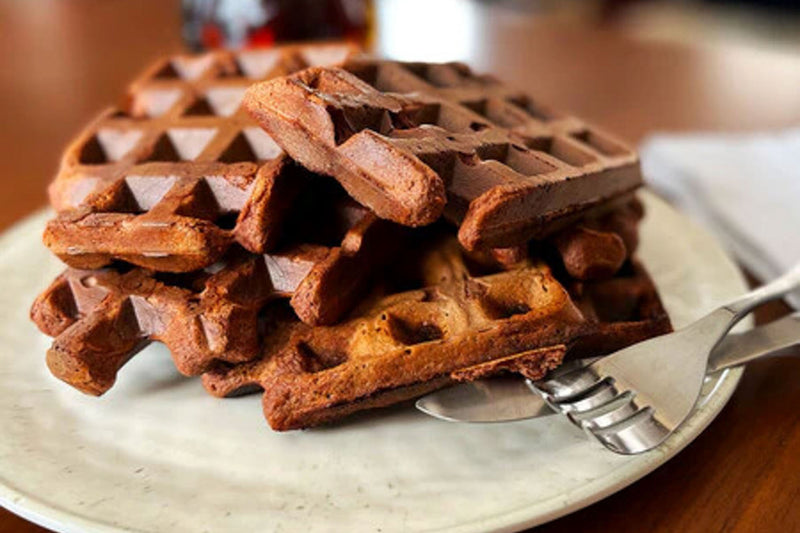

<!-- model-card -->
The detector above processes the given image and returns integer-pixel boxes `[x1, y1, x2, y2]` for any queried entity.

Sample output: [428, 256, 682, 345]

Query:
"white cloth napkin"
[640, 128, 800, 309]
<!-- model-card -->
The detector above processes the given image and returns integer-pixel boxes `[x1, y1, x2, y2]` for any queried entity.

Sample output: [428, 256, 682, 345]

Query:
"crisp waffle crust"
[243, 60, 642, 249]
[44, 43, 357, 272]
[203, 236, 670, 430]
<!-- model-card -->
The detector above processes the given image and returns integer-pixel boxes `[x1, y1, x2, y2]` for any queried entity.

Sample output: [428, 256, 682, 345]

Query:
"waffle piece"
[242, 60, 641, 249]
[552, 196, 644, 280]
[469, 196, 643, 280]
[31, 254, 275, 396]
[203, 237, 671, 431]
[44, 42, 357, 272]
[32, 195, 397, 395]
[274, 182, 402, 325]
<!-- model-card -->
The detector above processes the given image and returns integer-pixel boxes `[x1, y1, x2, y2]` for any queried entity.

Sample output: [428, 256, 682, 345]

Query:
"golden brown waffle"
[44, 42, 357, 272]
[242, 60, 641, 249]
[202, 237, 671, 431]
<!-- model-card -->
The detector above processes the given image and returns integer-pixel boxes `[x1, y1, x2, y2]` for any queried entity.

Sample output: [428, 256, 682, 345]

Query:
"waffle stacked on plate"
[31, 44, 671, 431]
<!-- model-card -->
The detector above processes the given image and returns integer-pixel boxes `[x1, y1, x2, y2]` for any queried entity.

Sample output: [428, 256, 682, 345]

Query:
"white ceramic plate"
[0, 192, 748, 533]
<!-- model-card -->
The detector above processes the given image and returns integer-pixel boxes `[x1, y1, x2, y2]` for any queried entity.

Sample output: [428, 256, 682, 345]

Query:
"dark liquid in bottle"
[182, 0, 372, 50]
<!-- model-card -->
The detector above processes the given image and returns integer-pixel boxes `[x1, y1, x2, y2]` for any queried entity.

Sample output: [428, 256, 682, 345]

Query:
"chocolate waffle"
[471, 197, 644, 278]
[552, 196, 644, 280]
[202, 236, 671, 431]
[32, 187, 398, 395]
[242, 60, 641, 249]
[44, 42, 357, 272]
[31, 255, 272, 395]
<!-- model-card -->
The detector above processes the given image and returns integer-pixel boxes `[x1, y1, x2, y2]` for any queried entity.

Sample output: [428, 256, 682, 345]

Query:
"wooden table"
[1, 2, 798, 532]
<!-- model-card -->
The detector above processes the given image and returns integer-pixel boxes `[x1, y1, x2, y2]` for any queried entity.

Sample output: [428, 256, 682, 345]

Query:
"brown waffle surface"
[44, 42, 357, 272]
[242, 59, 641, 249]
[203, 236, 671, 431]
[553, 196, 644, 280]
[31, 191, 398, 395]
[474, 196, 644, 279]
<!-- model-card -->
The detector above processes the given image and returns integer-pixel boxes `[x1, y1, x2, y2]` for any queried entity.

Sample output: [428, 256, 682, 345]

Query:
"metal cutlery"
[416, 311, 800, 424]
[528, 262, 800, 454]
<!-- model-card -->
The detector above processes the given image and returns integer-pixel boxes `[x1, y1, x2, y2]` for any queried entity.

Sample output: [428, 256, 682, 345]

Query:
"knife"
[416, 312, 800, 423]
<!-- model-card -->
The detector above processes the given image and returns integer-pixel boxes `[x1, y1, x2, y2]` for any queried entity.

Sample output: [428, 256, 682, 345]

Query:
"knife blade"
[416, 312, 800, 423]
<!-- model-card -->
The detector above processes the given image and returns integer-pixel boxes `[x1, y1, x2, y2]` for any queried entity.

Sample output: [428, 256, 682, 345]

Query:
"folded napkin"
[640, 128, 800, 309]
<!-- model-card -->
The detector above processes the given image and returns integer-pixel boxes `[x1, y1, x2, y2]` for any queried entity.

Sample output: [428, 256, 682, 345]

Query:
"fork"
[528, 262, 800, 455]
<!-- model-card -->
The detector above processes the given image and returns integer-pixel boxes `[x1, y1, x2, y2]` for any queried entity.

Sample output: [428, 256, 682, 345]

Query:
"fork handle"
[709, 312, 800, 372]
[723, 262, 800, 319]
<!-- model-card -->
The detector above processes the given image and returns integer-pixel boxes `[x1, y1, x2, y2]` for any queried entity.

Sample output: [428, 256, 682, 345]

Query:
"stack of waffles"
[31, 43, 671, 431]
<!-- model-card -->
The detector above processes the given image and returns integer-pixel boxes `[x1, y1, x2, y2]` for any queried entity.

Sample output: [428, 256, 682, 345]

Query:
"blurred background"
[180, 0, 800, 59]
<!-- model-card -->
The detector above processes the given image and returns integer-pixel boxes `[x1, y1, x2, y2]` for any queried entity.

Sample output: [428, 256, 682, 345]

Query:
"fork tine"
[529, 366, 602, 399]
[548, 377, 620, 414]
[569, 390, 638, 430]
[590, 407, 671, 455]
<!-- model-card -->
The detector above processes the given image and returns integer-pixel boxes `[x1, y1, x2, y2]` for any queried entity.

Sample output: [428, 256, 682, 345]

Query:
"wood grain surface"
[1, 1, 798, 532]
